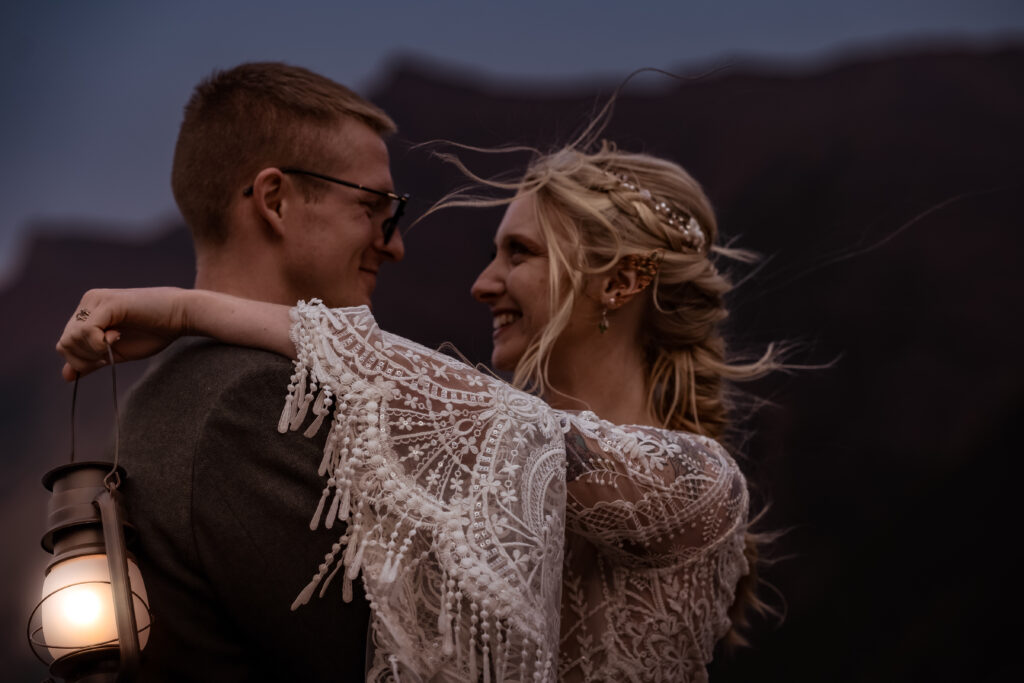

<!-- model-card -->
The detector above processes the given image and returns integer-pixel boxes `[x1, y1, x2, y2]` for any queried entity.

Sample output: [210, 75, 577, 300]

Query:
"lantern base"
[50, 645, 120, 682]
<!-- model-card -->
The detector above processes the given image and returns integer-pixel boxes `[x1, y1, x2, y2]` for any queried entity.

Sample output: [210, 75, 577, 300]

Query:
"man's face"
[280, 120, 405, 308]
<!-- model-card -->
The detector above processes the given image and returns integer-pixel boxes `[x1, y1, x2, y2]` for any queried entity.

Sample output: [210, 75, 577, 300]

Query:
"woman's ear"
[249, 167, 288, 237]
[600, 266, 647, 309]
[598, 252, 661, 308]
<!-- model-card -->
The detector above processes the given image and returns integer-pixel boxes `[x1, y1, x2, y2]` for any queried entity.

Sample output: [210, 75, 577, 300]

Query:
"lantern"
[28, 351, 151, 682]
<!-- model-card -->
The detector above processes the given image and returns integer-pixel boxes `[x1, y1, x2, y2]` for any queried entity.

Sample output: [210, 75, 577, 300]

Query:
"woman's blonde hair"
[431, 134, 784, 645]
[438, 139, 781, 432]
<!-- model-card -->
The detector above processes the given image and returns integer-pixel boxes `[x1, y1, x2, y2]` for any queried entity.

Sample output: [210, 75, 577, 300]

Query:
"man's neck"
[194, 243, 294, 306]
[193, 271, 291, 306]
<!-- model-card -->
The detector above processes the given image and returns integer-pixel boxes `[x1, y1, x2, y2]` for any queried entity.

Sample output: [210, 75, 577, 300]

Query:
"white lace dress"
[281, 302, 748, 682]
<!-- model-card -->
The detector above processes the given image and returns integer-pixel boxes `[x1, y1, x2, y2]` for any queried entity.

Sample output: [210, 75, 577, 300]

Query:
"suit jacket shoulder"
[120, 340, 368, 682]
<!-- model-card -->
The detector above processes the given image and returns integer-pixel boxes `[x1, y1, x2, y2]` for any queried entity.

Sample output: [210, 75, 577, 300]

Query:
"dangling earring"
[599, 296, 615, 334]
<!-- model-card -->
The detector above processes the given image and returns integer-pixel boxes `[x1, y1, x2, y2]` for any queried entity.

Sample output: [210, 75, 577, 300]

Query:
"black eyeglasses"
[243, 168, 409, 244]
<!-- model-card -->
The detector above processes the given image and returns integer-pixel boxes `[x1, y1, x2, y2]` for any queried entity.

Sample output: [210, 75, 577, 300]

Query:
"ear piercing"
[599, 296, 616, 334]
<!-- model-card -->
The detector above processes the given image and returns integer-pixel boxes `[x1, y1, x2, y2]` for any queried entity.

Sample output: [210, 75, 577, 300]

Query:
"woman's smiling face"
[471, 194, 554, 372]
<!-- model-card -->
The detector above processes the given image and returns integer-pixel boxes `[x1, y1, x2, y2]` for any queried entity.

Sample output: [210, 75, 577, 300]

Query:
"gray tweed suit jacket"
[118, 340, 369, 681]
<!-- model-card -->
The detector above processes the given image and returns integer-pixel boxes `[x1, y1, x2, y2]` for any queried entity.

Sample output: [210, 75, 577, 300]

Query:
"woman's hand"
[57, 287, 191, 380]
[57, 287, 297, 381]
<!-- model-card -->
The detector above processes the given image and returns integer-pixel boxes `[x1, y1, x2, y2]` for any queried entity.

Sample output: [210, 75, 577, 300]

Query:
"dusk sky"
[2, 0, 1021, 283]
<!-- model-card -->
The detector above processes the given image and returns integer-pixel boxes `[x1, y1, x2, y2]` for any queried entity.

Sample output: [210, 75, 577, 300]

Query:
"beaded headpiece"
[610, 173, 707, 253]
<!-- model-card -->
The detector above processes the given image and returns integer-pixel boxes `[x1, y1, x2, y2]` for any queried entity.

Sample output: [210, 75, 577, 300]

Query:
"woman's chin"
[491, 350, 519, 374]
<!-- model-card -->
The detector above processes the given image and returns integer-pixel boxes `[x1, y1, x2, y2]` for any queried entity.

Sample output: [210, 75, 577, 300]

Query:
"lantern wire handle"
[69, 377, 79, 463]
[67, 343, 121, 489]
[102, 343, 121, 492]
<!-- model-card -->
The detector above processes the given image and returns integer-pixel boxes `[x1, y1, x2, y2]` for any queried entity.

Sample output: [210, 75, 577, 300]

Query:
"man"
[119, 62, 405, 680]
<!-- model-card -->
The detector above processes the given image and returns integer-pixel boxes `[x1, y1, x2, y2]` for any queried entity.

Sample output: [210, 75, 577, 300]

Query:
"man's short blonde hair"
[171, 62, 396, 244]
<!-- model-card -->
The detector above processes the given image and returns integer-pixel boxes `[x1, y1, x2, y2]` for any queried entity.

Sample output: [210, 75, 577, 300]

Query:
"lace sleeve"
[561, 411, 748, 568]
[558, 413, 750, 682]
[280, 301, 565, 682]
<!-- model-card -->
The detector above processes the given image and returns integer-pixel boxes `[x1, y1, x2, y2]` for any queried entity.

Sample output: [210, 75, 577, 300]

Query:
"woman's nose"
[471, 260, 503, 302]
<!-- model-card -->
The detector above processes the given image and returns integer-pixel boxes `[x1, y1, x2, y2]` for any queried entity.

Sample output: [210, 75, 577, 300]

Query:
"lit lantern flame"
[62, 585, 103, 626]
[40, 554, 150, 659]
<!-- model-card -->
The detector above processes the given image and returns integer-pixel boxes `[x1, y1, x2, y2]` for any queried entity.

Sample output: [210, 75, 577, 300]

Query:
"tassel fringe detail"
[282, 301, 563, 682]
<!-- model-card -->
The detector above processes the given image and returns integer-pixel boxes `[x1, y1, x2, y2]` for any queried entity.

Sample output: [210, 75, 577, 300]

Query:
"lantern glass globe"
[41, 553, 150, 659]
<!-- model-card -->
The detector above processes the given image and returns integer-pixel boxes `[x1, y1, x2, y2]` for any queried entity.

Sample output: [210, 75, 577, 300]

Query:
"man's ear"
[249, 167, 289, 237]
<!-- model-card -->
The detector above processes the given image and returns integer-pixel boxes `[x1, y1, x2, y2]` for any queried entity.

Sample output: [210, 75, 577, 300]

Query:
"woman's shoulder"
[559, 409, 732, 461]
[559, 409, 746, 507]
[559, 409, 749, 566]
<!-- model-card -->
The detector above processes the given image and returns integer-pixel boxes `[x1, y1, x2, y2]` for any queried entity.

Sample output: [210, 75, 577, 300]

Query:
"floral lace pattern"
[281, 303, 748, 682]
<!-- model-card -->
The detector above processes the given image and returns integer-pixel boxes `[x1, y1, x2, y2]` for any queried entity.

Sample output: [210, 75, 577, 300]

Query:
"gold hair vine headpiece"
[611, 173, 707, 252]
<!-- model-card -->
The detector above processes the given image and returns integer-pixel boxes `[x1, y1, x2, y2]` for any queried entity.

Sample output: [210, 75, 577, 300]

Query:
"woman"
[59, 142, 775, 682]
